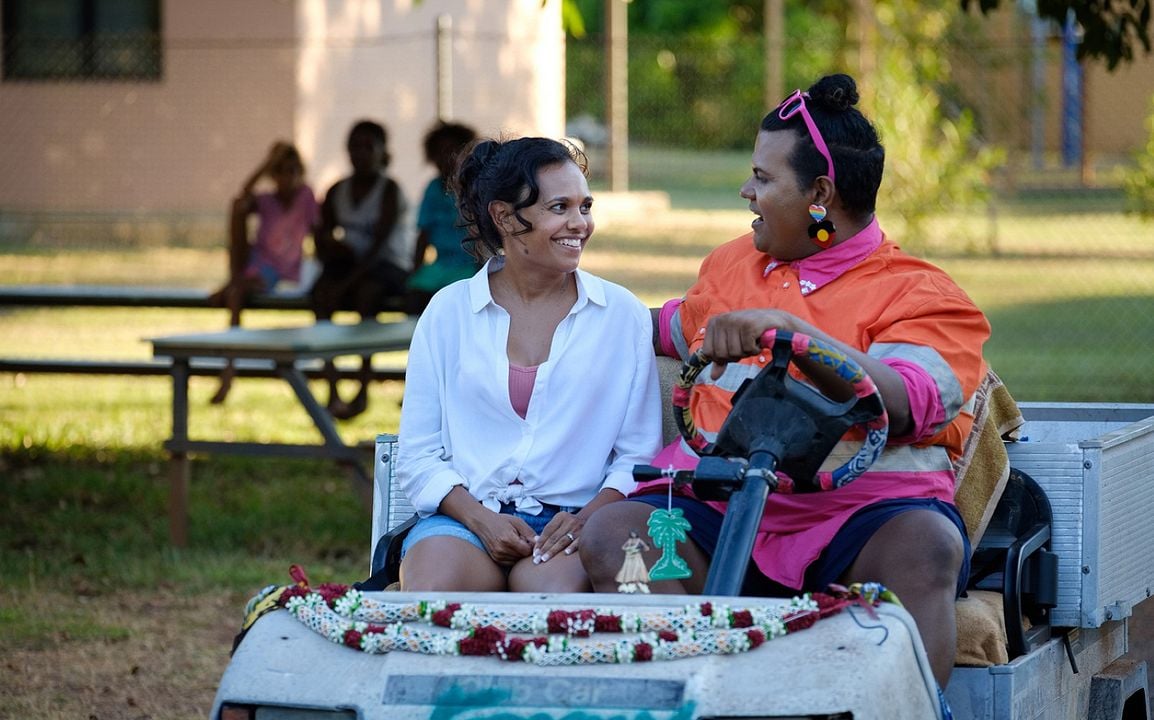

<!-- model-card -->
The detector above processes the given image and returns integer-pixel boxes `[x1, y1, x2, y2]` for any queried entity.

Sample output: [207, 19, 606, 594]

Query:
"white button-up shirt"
[398, 258, 662, 517]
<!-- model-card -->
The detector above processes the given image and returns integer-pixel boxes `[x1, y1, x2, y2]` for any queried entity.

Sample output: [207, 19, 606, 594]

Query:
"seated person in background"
[577, 73, 990, 699]
[405, 121, 480, 314]
[396, 137, 662, 593]
[209, 141, 320, 404]
[310, 119, 413, 419]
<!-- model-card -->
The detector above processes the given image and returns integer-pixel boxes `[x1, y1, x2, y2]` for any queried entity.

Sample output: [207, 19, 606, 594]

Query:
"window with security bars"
[2, 0, 161, 81]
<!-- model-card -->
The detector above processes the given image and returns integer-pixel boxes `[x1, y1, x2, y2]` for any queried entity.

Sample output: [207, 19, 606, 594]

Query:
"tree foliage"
[570, 0, 765, 37]
[962, 0, 1152, 69]
[571, 0, 1151, 69]
[566, 2, 843, 149]
[1122, 95, 1154, 218]
[871, 0, 1005, 248]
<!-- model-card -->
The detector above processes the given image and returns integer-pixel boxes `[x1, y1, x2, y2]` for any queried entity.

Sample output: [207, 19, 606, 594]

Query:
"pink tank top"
[508, 363, 538, 419]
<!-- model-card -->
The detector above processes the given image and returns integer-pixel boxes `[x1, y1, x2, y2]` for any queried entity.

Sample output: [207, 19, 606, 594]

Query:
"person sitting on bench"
[209, 141, 320, 404]
[311, 120, 413, 419]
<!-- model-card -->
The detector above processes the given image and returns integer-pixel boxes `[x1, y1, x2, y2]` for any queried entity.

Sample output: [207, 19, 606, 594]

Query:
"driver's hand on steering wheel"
[703, 309, 805, 379]
[703, 309, 867, 406]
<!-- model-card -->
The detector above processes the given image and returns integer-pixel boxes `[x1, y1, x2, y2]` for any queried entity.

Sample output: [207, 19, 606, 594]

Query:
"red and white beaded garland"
[266, 577, 861, 666]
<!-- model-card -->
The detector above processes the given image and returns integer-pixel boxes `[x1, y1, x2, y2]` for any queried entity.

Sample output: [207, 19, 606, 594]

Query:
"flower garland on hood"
[246, 565, 885, 666]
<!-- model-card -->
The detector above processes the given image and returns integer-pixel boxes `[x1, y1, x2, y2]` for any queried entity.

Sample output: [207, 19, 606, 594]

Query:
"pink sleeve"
[884, 357, 946, 444]
[657, 298, 683, 358]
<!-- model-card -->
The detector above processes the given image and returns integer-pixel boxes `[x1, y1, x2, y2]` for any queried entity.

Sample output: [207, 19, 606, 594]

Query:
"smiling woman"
[390, 136, 663, 595]
[486, 160, 595, 367]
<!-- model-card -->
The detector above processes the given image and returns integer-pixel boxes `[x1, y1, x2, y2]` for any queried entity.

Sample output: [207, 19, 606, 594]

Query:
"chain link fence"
[567, 30, 1154, 403]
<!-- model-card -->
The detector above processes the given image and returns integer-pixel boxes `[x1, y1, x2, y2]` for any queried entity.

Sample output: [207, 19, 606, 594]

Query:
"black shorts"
[630, 493, 971, 597]
[310, 257, 409, 313]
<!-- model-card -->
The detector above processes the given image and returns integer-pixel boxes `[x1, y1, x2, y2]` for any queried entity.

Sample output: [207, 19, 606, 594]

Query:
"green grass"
[934, 256, 1154, 402]
[0, 604, 131, 649]
[0, 364, 387, 715]
[0, 375, 393, 592]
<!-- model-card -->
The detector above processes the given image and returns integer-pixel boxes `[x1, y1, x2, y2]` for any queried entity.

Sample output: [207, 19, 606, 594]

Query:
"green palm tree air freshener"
[646, 482, 693, 581]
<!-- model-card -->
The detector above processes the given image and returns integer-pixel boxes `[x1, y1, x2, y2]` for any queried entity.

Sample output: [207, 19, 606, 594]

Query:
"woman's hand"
[532, 488, 625, 563]
[469, 511, 536, 565]
[704, 308, 857, 400]
[439, 486, 534, 565]
[533, 511, 584, 564]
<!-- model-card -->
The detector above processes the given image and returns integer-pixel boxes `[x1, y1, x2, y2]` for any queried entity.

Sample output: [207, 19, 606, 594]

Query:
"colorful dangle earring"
[645, 473, 693, 582]
[807, 204, 837, 248]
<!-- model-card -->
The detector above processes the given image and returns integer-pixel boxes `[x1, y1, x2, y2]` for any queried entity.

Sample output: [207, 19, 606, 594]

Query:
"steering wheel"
[672, 329, 888, 493]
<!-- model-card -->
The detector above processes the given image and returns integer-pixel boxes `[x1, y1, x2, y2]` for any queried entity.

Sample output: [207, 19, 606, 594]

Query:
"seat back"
[952, 368, 1024, 548]
[656, 355, 682, 446]
[368, 434, 409, 581]
[968, 468, 1058, 658]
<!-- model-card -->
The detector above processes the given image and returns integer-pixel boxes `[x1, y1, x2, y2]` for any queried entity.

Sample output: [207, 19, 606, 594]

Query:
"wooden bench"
[0, 283, 312, 309]
[0, 356, 406, 381]
[1, 283, 419, 545]
[0, 283, 406, 378]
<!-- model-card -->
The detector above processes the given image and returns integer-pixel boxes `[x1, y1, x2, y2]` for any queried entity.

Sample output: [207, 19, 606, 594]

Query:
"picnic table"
[0, 283, 410, 377]
[151, 319, 416, 546]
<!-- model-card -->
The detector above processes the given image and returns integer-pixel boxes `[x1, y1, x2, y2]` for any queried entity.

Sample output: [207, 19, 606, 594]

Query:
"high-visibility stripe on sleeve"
[870, 341, 964, 433]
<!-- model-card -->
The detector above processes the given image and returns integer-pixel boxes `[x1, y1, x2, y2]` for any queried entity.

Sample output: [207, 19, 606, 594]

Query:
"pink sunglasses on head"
[776, 90, 836, 184]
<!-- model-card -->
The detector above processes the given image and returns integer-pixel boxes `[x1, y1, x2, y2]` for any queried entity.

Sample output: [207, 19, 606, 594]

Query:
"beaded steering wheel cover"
[672, 329, 889, 491]
[253, 567, 883, 665]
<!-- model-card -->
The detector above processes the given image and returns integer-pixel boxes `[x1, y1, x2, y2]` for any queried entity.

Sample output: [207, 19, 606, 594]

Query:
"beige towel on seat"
[954, 590, 1010, 666]
[656, 356, 683, 446]
[952, 368, 1024, 547]
[951, 368, 1025, 666]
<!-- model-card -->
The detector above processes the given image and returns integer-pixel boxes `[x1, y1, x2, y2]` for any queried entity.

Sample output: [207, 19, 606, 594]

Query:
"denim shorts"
[400, 502, 580, 558]
[630, 494, 971, 597]
[244, 261, 282, 291]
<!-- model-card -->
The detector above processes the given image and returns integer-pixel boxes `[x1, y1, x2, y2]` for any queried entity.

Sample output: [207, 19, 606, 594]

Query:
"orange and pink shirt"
[646, 218, 990, 588]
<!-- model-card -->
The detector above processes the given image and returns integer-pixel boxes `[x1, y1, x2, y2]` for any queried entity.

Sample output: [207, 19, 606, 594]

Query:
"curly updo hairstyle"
[761, 73, 884, 217]
[452, 137, 588, 260]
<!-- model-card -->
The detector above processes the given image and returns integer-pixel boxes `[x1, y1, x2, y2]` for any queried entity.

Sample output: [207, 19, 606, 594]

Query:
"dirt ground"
[1, 590, 243, 720]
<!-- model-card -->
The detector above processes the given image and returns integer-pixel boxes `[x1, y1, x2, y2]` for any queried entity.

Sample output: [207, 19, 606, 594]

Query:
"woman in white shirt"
[397, 137, 662, 592]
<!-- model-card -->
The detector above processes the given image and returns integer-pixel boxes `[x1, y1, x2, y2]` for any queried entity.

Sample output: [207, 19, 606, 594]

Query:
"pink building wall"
[0, 0, 564, 220]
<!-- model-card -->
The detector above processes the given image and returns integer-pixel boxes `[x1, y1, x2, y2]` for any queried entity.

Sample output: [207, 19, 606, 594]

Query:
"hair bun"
[453, 139, 497, 192]
[470, 139, 503, 169]
[808, 74, 859, 113]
